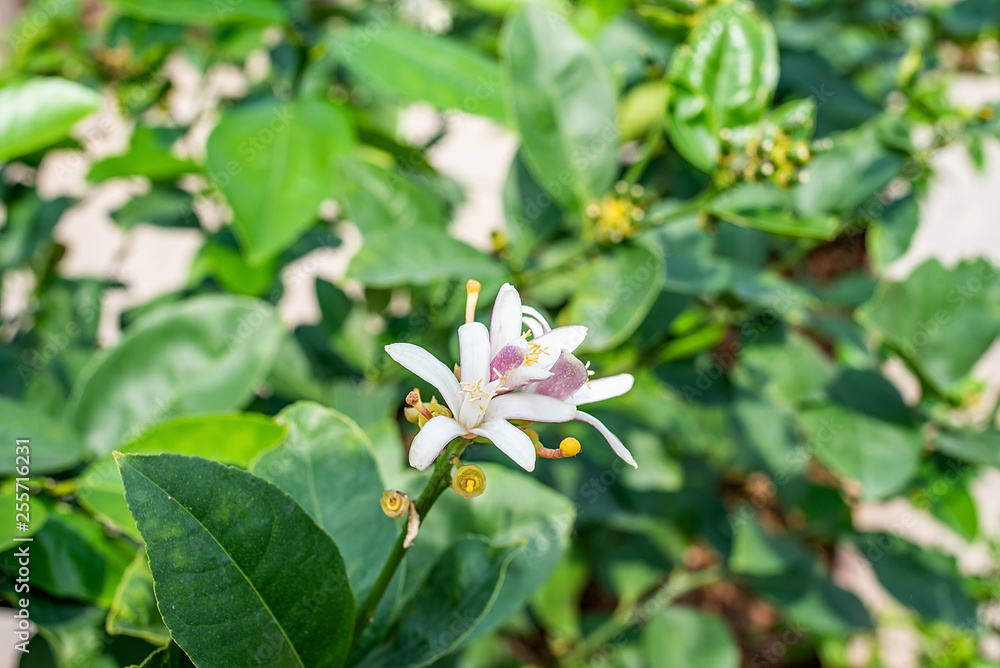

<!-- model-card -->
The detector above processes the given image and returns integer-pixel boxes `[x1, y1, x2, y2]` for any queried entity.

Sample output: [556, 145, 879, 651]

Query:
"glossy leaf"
[107, 548, 170, 645]
[0, 395, 87, 474]
[336, 25, 505, 121]
[106, 0, 285, 25]
[206, 99, 355, 263]
[858, 258, 1000, 392]
[665, 1, 778, 171]
[558, 244, 664, 351]
[641, 607, 739, 668]
[117, 452, 355, 668]
[68, 296, 284, 455]
[501, 7, 618, 213]
[132, 642, 197, 667]
[358, 538, 521, 668]
[251, 403, 398, 602]
[78, 413, 285, 540]
[0, 77, 100, 162]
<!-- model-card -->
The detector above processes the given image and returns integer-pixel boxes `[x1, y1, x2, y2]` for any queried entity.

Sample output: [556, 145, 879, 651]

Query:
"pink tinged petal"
[409, 415, 467, 471]
[533, 326, 588, 369]
[471, 419, 536, 472]
[531, 351, 589, 400]
[484, 393, 577, 423]
[385, 343, 462, 415]
[571, 374, 635, 406]
[490, 283, 523, 358]
[490, 338, 527, 382]
[575, 411, 637, 468]
[521, 306, 551, 334]
[459, 322, 490, 385]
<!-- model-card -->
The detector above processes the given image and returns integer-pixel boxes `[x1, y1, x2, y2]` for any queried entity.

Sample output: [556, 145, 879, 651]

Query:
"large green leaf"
[934, 429, 1000, 469]
[665, 1, 778, 171]
[106, 0, 285, 25]
[206, 99, 355, 263]
[857, 258, 1000, 392]
[0, 396, 87, 474]
[335, 25, 505, 121]
[860, 534, 977, 626]
[0, 78, 100, 163]
[501, 7, 618, 213]
[794, 130, 901, 216]
[68, 296, 284, 455]
[78, 413, 286, 540]
[557, 244, 664, 351]
[251, 403, 398, 603]
[107, 548, 170, 645]
[797, 405, 922, 499]
[333, 158, 449, 233]
[88, 125, 199, 183]
[0, 504, 133, 607]
[117, 453, 355, 668]
[641, 607, 739, 668]
[347, 227, 505, 287]
[358, 538, 521, 668]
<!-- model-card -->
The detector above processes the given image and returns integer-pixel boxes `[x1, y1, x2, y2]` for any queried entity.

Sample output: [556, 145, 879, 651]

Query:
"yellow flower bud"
[451, 464, 486, 499]
[559, 437, 581, 458]
[380, 490, 410, 518]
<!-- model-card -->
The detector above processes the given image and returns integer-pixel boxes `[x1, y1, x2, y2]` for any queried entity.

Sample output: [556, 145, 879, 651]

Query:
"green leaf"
[557, 244, 664, 351]
[117, 452, 355, 668]
[641, 607, 739, 668]
[0, 192, 71, 270]
[347, 227, 504, 287]
[0, 490, 49, 551]
[335, 25, 505, 121]
[111, 186, 197, 231]
[665, 1, 778, 171]
[358, 537, 521, 668]
[107, 548, 170, 645]
[333, 158, 449, 233]
[794, 130, 901, 216]
[131, 642, 197, 667]
[0, 504, 133, 607]
[251, 403, 398, 603]
[867, 196, 919, 273]
[78, 413, 286, 540]
[200, 239, 279, 296]
[88, 125, 199, 183]
[860, 534, 977, 626]
[797, 405, 922, 499]
[206, 99, 355, 263]
[709, 184, 842, 240]
[935, 429, 1000, 469]
[0, 396, 87, 474]
[857, 258, 1000, 392]
[68, 295, 284, 454]
[0, 77, 100, 163]
[106, 0, 285, 25]
[501, 7, 618, 213]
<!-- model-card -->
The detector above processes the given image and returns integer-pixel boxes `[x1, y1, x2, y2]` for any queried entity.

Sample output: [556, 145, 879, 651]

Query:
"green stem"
[352, 438, 467, 644]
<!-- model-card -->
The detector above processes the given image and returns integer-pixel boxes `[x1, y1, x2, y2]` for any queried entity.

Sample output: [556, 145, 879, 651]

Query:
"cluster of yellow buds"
[716, 127, 813, 189]
[586, 181, 647, 244]
[404, 388, 452, 428]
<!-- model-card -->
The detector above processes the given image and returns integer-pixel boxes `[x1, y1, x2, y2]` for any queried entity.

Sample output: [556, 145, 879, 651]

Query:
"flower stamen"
[524, 342, 547, 366]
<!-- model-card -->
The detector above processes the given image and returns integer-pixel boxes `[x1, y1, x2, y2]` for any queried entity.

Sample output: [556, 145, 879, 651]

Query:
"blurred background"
[2, 0, 1000, 667]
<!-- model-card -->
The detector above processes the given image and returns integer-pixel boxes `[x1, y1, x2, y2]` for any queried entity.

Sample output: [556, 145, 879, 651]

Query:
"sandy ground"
[1, 15, 999, 668]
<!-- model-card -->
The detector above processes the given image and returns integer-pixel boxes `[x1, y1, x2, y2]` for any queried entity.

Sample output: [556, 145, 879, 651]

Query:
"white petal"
[504, 364, 553, 390]
[485, 393, 577, 423]
[471, 419, 536, 472]
[490, 283, 523, 358]
[521, 306, 551, 334]
[571, 374, 635, 405]
[385, 343, 462, 415]
[575, 411, 637, 468]
[522, 315, 546, 339]
[409, 415, 467, 471]
[459, 322, 490, 386]
[533, 326, 588, 369]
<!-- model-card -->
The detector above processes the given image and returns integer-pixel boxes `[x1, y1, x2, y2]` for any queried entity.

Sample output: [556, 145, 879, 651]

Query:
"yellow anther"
[524, 342, 546, 366]
[451, 463, 486, 499]
[465, 279, 481, 323]
[559, 437, 582, 458]
[380, 490, 410, 518]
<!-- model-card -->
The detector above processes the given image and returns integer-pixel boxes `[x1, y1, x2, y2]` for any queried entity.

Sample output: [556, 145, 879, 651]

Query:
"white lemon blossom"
[385, 282, 637, 472]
